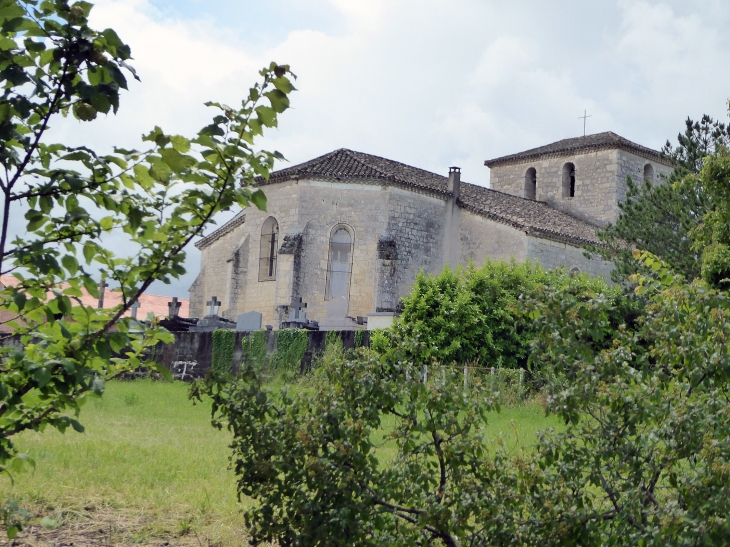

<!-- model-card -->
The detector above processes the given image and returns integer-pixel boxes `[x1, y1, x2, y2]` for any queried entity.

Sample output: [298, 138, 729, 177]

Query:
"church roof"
[262, 148, 450, 195]
[247, 148, 603, 247]
[484, 131, 669, 167]
[457, 184, 601, 246]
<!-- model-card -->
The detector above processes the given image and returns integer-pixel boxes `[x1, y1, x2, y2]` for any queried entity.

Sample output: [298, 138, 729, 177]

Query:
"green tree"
[197, 256, 730, 546]
[588, 175, 709, 282]
[587, 114, 730, 283]
[0, 0, 295, 537]
[661, 114, 730, 179]
[693, 147, 730, 288]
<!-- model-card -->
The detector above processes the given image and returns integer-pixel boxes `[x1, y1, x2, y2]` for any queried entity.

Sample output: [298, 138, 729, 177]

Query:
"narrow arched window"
[524, 167, 537, 200]
[326, 225, 354, 300]
[258, 217, 278, 281]
[643, 163, 654, 181]
[562, 162, 576, 198]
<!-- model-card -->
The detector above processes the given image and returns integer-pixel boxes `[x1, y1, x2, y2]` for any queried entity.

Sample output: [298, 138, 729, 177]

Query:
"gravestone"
[326, 296, 349, 319]
[236, 311, 262, 331]
[280, 297, 319, 330]
[190, 295, 236, 332]
[318, 296, 361, 331]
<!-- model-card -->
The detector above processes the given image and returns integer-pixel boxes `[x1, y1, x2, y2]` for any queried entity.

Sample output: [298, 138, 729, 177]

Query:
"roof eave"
[485, 143, 672, 169]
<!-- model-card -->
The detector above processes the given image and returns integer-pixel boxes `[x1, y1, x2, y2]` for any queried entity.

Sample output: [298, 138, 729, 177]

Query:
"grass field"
[1, 378, 560, 546]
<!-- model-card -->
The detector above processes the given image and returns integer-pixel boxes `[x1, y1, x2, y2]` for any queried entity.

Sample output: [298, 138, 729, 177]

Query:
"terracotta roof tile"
[0, 274, 188, 328]
[484, 132, 670, 167]
[262, 148, 450, 194]
[457, 184, 601, 245]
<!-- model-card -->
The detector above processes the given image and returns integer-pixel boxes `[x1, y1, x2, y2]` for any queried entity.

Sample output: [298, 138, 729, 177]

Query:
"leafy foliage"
[375, 260, 625, 370]
[244, 329, 268, 370]
[272, 328, 308, 372]
[194, 358, 508, 547]
[197, 257, 730, 546]
[661, 114, 730, 179]
[211, 329, 235, 374]
[693, 148, 730, 288]
[588, 175, 709, 282]
[0, 0, 295, 527]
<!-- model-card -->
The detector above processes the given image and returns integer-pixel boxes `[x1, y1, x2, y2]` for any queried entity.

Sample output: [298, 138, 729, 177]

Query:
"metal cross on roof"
[130, 300, 141, 319]
[578, 109, 592, 137]
[206, 296, 221, 316]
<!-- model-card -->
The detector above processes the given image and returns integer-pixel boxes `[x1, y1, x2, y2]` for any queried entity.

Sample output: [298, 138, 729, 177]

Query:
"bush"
[374, 260, 625, 370]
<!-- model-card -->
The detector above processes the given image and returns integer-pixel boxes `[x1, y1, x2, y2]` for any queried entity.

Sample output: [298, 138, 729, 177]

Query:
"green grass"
[2, 378, 560, 545]
[4, 379, 245, 545]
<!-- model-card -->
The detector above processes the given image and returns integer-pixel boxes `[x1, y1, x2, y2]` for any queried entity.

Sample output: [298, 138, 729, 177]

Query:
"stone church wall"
[526, 237, 614, 278]
[614, 150, 673, 203]
[489, 149, 672, 226]
[457, 210, 528, 265]
[191, 178, 454, 325]
[383, 187, 447, 308]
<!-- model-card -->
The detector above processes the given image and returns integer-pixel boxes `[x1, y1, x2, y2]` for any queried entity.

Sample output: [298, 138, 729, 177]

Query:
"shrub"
[376, 260, 591, 369]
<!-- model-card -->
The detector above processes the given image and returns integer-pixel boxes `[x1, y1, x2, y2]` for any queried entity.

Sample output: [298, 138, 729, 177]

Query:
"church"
[188, 132, 673, 328]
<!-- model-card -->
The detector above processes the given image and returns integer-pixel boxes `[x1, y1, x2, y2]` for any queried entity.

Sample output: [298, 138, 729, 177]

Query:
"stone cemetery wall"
[156, 329, 371, 380]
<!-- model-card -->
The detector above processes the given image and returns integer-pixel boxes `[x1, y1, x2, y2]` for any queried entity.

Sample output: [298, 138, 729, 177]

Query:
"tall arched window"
[524, 167, 537, 200]
[258, 217, 278, 281]
[643, 163, 654, 181]
[562, 162, 576, 198]
[326, 225, 354, 300]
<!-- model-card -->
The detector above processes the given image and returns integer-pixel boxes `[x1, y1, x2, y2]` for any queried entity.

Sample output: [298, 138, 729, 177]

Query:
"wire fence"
[410, 364, 550, 402]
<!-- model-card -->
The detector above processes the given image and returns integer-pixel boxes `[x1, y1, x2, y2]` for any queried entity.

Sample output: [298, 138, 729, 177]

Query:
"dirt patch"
[0, 504, 249, 547]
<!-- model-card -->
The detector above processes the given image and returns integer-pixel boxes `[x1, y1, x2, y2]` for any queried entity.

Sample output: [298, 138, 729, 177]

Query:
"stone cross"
[578, 109, 592, 136]
[206, 296, 221, 316]
[130, 300, 141, 319]
[168, 297, 181, 319]
[290, 297, 307, 320]
[97, 274, 108, 309]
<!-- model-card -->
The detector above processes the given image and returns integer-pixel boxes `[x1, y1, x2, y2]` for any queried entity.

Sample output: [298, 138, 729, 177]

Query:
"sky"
[31, 0, 730, 298]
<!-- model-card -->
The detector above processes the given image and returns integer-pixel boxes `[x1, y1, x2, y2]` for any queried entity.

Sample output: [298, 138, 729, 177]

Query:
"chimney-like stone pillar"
[448, 166, 461, 198]
[442, 167, 462, 269]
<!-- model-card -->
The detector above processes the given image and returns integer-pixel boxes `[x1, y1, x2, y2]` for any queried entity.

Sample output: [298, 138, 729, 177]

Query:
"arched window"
[643, 163, 654, 181]
[524, 167, 537, 200]
[326, 225, 354, 300]
[258, 217, 278, 281]
[562, 162, 576, 198]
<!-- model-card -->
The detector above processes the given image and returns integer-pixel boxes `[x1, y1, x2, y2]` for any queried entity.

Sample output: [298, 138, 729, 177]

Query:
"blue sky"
[31, 0, 730, 301]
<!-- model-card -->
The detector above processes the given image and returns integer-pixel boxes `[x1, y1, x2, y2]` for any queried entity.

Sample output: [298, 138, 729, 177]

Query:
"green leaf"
[170, 135, 190, 153]
[133, 163, 156, 189]
[99, 216, 114, 231]
[264, 89, 289, 114]
[61, 255, 79, 275]
[160, 148, 195, 174]
[69, 419, 85, 433]
[272, 76, 296, 94]
[34, 367, 52, 388]
[251, 189, 267, 211]
[255, 106, 277, 128]
[153, 362, 173, 382]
